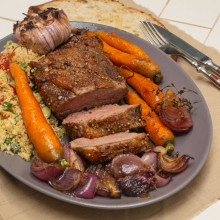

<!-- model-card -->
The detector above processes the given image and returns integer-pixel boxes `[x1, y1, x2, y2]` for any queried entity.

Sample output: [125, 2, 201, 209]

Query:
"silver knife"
[153, 24, 220, 76]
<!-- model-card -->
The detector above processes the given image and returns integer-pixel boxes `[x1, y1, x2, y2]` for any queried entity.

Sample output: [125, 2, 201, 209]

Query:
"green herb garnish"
[5, 40, 13, 49]
[21, 62, 27, 69]
[2, 101, 13, 112]
[5, 137, 13, 146]
[14, 115, 19, 125]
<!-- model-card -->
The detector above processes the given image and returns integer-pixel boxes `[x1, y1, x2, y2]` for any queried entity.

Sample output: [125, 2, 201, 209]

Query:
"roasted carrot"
[120, 67, 164, 113]
[10, 63, 63, 163]
[104, 41, 162, 83]
[87, 31, 162, 84]
[126, 90, 174, 147]
[88, 31, 178, 62]
[88, 31, 150, 59]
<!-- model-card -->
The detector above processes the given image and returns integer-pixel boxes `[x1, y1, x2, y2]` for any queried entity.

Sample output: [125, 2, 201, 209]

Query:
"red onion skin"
[86, 164, 121, 198]
[95, 182, 111, 197]
[155, 174, 172, 187]
[141, 151, 158, 169]
[159, 89, 193, 132]
[97, 171, 121, 198]
[31, 156, 64, 181]
[119, 172, 155, 197]
[111, 154, 145, 178]
[74, 174, 99, 199]
[158, 153, 190, 173]
[49, 168, 81, 191]
[62, 143, 85, 172]
[160, 106, 193, 132]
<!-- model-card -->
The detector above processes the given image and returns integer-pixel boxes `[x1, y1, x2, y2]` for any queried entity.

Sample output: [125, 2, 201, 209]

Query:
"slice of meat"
[30, 30, 128, 119]
[62, 104, 145, 139]
[70, 132, 152, 163]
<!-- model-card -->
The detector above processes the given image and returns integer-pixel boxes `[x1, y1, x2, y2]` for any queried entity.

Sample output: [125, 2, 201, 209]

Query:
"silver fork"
[140, 20, 220, 90]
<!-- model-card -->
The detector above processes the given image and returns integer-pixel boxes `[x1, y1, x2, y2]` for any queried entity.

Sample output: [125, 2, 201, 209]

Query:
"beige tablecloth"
[0, 1, 220, 219]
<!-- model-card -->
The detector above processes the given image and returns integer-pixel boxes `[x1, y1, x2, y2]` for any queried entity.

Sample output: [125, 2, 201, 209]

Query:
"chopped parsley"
[14, 115, 19, 125]
[2, 101, 13, 112]
[5, 40, 13, 49]
[4, 137, 13, 146]
[21, 62, 27, 69]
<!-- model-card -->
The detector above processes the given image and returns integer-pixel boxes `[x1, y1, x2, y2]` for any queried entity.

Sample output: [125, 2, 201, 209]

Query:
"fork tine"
[139, 22, 155, 45]
[145, 18, 169, 45]
[143, 20, 165, 47]
[140, 21, 157, 46]
[140, 21, 161, 48]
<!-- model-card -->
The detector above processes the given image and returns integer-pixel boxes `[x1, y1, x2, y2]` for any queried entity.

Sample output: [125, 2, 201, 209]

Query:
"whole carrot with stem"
[10, 63, 63, 163]
[126, 90, 174, 149]
[120, 67, 164, 113]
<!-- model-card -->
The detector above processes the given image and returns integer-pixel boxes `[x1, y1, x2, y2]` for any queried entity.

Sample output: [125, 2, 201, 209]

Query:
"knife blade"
[153, 24, 220, 76]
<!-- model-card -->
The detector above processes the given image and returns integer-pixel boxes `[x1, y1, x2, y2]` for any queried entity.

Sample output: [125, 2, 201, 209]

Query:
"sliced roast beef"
[30, 30, 128, 119]
[62, 104, 145, 139]
[70, 132, 152, 163]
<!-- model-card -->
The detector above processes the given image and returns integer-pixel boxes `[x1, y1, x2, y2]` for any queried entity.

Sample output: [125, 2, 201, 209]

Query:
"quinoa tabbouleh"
[0, 41, 65, 161]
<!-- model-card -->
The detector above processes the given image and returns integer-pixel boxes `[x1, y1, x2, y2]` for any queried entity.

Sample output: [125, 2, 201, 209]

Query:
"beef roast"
[30, 30, 128, 119]
[70, 132, 152, 163]
[62, 104, 145, 139]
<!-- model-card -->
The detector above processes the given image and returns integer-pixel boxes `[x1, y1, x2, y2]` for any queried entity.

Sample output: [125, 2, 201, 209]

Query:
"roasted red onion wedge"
[141, 152, 172, 188]
[30, 155, 64, 181]
[155, 173, 172, 187]
[159, 89, 193, 132]
[95, 181, 111, 197]
[49, 168, 81, 191]
[141, 151, 158, 169]
[96, 170, 121, 198]
[119, 172, 155, 197]
[153, 146, 168, 155]
[74, 174, 99, 199]
[87, 164, 121, 198]
[62, 143, 85, 172]
[111, 154, 145, 178]
[158, 153, 191, 173]
[13, 8, 71, 55]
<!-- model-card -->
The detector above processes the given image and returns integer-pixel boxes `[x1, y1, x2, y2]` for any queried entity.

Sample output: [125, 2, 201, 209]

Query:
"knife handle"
[197, 64, 220, 90]
[209, 74, 220, 89]
[204, 60, 220, 77]
[185, 57, 220, 89]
